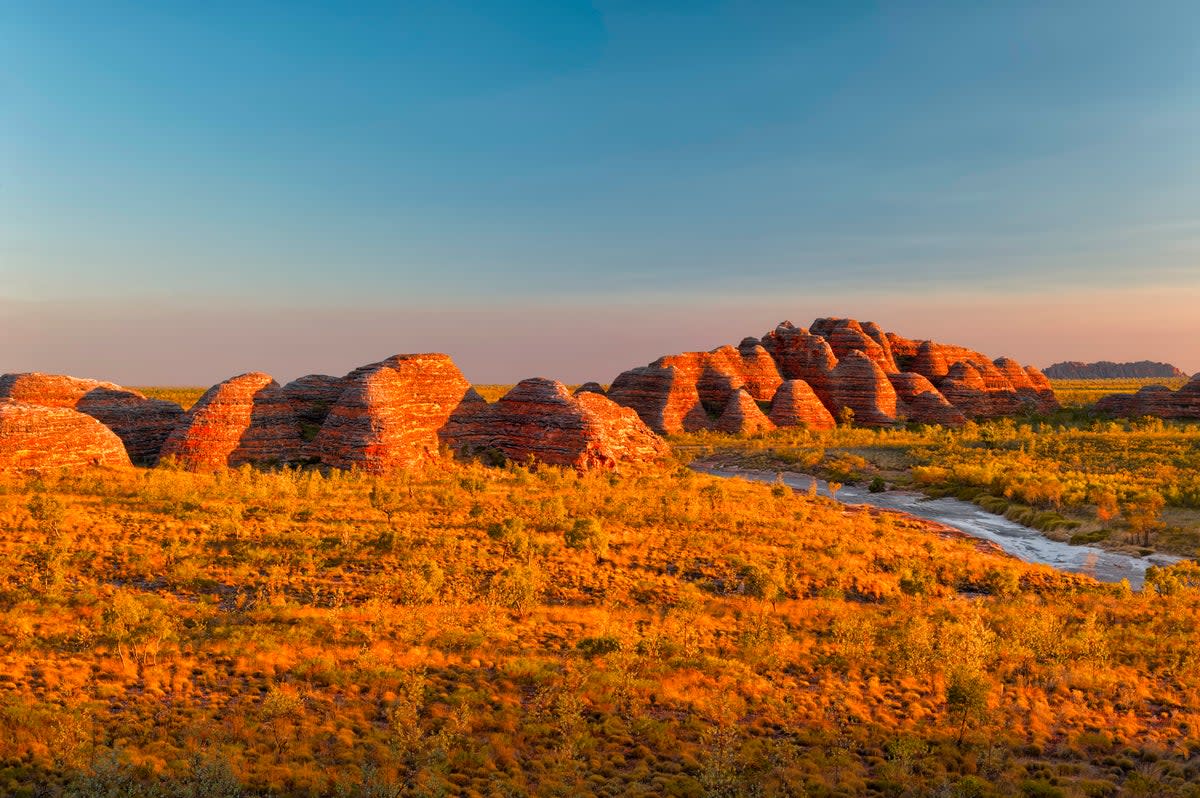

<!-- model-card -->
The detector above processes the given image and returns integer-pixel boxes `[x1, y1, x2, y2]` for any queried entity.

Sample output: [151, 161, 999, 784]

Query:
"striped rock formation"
[161, 372, 304, 470]
[713, 388, 775, 434]
[0, 401, 132, 471]
[443, 378, 670, 470]
[606, 365, 710, 435]
[314, 354, 481, 473]
[828, 351, 899, 427]
[605, 317, 1057, 430]
[0, 373, 183, 464]
[768, 380, 836, 430]
[889, 373, 967, 427]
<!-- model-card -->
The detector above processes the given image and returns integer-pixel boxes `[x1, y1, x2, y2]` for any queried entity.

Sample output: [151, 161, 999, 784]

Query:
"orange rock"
[444, 378, 669, 469]
[760, 321, 839, 407]
[888, 372, 966, 427]
[0, 373, 183, 464]
[735, 338, 784, 401]
[829, 351, 899, 426]
[812, 318, 898, 373]
[160, 372, 303, 470]
[0, 401, 132, 471]
[606, 364, 710, 435]
[938, 362, 994, 419]
[1098, 375, 1200, 419]
[314, 354, 478, 473]
[713, 388, 775, 434]
[768, 379, 836, 430]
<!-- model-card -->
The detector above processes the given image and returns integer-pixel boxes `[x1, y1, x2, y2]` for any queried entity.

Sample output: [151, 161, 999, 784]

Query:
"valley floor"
[1, 458, 1200, 797]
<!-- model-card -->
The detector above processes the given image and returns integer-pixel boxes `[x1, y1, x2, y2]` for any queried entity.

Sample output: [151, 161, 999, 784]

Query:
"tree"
[945, 668, 990, 746]
[565, 518, 609, 561]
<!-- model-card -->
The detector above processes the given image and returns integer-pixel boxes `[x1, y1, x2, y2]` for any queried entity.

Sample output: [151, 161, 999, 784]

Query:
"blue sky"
[3, 2, 1199, 382]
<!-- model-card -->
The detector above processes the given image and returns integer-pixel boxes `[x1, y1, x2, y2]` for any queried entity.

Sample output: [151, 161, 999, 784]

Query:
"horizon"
[5, 2, 1199, 384]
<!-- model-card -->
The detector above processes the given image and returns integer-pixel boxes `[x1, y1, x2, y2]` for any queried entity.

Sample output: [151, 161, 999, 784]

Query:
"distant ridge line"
[1043, 361, 1189, 379]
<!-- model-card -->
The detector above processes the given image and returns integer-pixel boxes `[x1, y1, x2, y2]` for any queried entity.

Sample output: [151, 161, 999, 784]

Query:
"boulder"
[0, 373, 183, 464]
[0, 401, 131, 471]
[574, 382, 607, 397]
[888, 373, 966, 427]
[713, 388, 775, 434]
[768, 380, 836, 430]
[829, 351, 899, 427]
[313, 354, 478, 473]
[160, 372, 304, 470]
[444, 378, 669, 469]
[606, 364, 710, 435]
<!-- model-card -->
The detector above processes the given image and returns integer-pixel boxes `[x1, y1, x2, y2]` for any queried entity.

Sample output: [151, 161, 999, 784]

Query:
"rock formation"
[0, 373, 183, 464]
[160, 372, 304, 470]
[828, 351, 899, 427]
[767, 380, 836, 430]
[713, 388, 775, 435]
[606, 365, 711, 435]
[314, 354, 480, 473]
[443, 378, 669, 469]
[606, 317, 1058, 429]
[1044, 361, 1189, 379]
[1096, 375, 1200, 420]
[573, 382, 607, 396]
[0, 401, 131, 471]
[888, 373, 967, 427]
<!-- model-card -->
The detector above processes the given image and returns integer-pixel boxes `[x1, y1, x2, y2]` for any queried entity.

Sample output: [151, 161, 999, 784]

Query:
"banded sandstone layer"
[0, 401, 132, 471]
[442, 378, 670, 469]
[0, 373, 183, 463]
[607, 317, 1059, 433]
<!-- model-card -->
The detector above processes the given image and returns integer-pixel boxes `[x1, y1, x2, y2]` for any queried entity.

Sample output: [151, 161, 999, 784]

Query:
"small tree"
[565, 518, 609, 561]
[945, 668, 990, 746]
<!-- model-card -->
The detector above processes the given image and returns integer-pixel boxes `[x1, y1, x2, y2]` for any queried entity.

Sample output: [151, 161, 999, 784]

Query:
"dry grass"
[1, 456, 1199, 796]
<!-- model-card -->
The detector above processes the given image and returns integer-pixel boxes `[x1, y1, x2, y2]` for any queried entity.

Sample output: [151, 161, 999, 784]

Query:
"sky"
[3, 1, 1199, 385]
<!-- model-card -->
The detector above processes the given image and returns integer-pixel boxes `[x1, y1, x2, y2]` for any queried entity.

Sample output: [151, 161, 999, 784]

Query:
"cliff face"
[606, 318, 1060, 429]
[1044, 361, 1189, 379]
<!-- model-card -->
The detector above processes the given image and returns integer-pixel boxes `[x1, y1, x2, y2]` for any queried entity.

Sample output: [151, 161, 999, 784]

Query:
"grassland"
[1049, 378, 1189, 409]
[3, 456, 1200, 797]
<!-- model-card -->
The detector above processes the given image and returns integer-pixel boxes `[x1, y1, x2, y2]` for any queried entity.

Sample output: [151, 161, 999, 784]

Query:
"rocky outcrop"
[160, 372, 303, 470]
[606, 317, 1058, 430]
[888, 373, 966, 427]
[736, 339, 784, 401]
[0, 401, 131, 471]
[606, 365, 710, 435]
[314, 354, 479, 473]
[443, 378, 669, 469]
[829, 352, 898, 427]
[938, 362, 993, 419]
[574, 382, 606, 397]
[0, 373, 183, 464]
[713, 389, 775, 435]
[760, 322, 839, 405]
[812, 318, 898, 373]
[1044, 361, 1189, 379]
[768, 380, 836, 430]
[1096, 375, 1200, 420]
